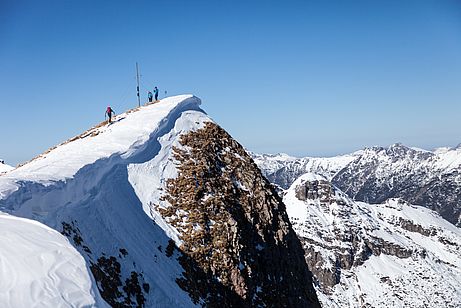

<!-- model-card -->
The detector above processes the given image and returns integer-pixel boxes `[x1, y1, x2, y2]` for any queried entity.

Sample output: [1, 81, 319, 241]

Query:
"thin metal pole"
[136, 62, 141, 107]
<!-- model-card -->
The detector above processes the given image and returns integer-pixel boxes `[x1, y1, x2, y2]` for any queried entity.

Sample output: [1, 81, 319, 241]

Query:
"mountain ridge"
[0, 95, 320, 307]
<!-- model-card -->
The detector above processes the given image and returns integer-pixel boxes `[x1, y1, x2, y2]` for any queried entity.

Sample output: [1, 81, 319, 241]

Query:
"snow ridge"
[0, 95, 321, 307]
[0, 95, 205, 307]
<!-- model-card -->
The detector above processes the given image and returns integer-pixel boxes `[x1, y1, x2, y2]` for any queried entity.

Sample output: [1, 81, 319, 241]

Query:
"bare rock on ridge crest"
[157, 122, 321, 307]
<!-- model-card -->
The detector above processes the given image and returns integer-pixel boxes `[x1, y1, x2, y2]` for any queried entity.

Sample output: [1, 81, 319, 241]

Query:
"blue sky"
[1, 0, 461, 165]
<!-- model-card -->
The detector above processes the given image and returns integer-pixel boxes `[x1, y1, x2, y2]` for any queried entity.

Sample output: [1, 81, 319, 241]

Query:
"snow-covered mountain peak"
[389, 141, 405, 148]
[361, 142, 432, 161]
[434, 143, 461, 171]
[4, 95, 201, 185]
[0, 95, 320, 307]
[0, 95, 209, 307]
[387, 142, 420, 155]
[433, 146, 451, 155]
[331, 142, 461, 225]
[284, 173, 461, 307]
[252, 152, 298, 161]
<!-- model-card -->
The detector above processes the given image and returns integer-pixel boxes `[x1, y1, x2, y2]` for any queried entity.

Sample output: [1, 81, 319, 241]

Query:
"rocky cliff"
[156, 122, 320, 307]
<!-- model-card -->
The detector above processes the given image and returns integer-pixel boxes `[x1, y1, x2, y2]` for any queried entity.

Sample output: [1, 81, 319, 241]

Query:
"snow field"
[0, 212, 108, 308]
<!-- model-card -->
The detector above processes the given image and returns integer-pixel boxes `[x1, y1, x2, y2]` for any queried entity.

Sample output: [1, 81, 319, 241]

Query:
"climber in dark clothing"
[153, 86, 159, 101]
[148, 91, 153, 103]
[105, 106, 115, 123]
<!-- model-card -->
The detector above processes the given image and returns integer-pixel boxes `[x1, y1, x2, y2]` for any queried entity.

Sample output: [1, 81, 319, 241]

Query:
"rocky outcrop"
[288, 176, 422, 291]
[396, 217, 437, 237]
[295, 177, 338, 205]
[157, 122, 320, 307]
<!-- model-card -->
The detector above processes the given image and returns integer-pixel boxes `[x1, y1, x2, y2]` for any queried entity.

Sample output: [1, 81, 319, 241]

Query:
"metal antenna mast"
[136, 62, 141, 107]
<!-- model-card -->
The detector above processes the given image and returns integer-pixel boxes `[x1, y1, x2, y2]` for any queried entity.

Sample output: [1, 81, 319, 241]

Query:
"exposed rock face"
[157, 122, 320, 307]
[294, 177, 336, 204]
[284, 173, 461, 307]
[289, 176, 390, 292]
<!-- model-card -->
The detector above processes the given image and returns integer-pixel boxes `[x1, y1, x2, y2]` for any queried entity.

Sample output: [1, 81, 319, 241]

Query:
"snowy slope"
[0, 212, 108, 307]
[0, 95, 205, 307]
[284, 173, 461, 307]
[432, 143, 461, 170]
[0, 161, 13, 173]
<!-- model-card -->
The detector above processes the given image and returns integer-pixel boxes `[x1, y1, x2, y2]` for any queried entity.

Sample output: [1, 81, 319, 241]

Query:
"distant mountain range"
[252, 143, 461, 226]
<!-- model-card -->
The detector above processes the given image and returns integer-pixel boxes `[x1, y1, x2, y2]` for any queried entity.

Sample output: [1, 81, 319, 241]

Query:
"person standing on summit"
[147, 91, 153, 103]
[105, 106, 115, 123]
[153, 86, 159, 101]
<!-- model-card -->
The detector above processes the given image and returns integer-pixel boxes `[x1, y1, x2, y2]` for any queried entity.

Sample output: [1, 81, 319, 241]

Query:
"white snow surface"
[0, 161, 13, 173]
[1, 95, 200, 190]
[433, 144, 461, 171]
[0, 212, 108, 308]
[0, 95, 207, 307]
[284, 173, 461, 308]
